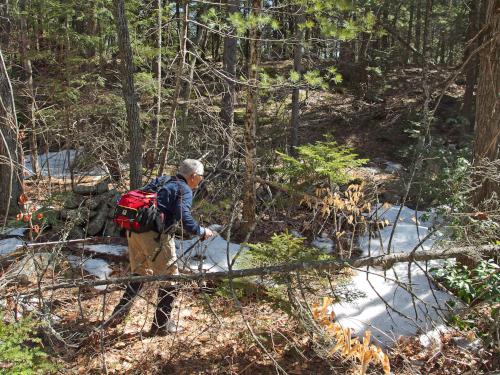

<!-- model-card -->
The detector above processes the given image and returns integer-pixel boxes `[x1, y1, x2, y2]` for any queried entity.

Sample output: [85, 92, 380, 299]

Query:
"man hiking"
[109, 159, 215, 335]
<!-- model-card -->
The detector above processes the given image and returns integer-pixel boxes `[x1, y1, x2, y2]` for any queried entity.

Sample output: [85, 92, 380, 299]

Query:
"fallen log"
[2, 244, 497, 298]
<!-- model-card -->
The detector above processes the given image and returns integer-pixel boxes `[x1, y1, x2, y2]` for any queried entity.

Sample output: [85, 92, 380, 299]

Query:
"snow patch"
[333, 205, 456, 347]
[0, 238, 25, 256]
[68, 256, 113, 290]
[311, 236, 335, 253]
[175, 236, 243, 273]
[24, 150, 107, 178]
[385, 161, 403, 173]
[77, 243, 128, 257]
[0, 227, 28, 237]
[419, 325, 451, 347]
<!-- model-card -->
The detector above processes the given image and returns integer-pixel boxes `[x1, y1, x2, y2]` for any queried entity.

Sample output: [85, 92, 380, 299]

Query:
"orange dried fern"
[312, 297, 391, 375]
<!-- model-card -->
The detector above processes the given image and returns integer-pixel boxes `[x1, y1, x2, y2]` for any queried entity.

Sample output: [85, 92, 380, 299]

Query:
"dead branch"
[2, 244, 497, 298]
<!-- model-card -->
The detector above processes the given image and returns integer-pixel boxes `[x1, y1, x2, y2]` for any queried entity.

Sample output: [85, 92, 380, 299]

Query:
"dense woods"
[0, 0, 499, 373]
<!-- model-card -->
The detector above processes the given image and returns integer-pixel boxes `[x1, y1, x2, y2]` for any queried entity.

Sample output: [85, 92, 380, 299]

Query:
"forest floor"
[2, 66, 495, 374]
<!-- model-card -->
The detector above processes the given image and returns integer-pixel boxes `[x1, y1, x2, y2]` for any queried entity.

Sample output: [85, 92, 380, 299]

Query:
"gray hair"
[178, 159, 204, 177]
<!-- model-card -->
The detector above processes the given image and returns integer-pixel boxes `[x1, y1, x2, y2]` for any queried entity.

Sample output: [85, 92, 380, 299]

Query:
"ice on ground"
[68, 255, 113, 290]
[175, 236, 243, 273]
[419, 324, 451, 347]
[333, 205, 455, 347]
[385, 161, 404, 173]
[68, 236, 242, 274]
[0, 227, 28, 237]
[0, 238, 25, 255]
[359, 205, 439, 255]
[77, 243, 128, 257]
[24, 150, 107, 178]
[311, 236, 335, 253]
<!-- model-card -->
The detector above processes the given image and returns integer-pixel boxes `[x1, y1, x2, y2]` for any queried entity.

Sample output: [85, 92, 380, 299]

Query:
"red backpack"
[113, 176, 171, 233]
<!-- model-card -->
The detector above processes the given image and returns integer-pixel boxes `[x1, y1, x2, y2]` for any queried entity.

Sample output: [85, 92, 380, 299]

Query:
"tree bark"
[0, 48, 23, 218]
[220, 0, 239, 157]
[290, 5, 305, 150]
[462, 0, 481, 131]
[240, 0, 261, 237]
[472, 0, 500, 206]
[19, 0, 39, 177]
[113, 0, 143, 189]
[422, 0, 433, 65]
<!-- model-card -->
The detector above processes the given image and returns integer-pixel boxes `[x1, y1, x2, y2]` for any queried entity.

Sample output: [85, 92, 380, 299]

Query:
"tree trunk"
[0, 0, 11, 47]
[85, 0, 98, 57]
[151, 0, 162, 163]
[220, 0, 239, 157]
[0, 48, 23, 218]
[113, 0, 143, 189]
[415, 0, 422, 60]
[381, 2, 390, 51]
[462, 0, 481, 131]
[405, 2, 414, 64]
[158, 0, 188, 175]
[422, 0, 433, 65]
[240, 0, 261, 237]
[290, 6, 305, 150]
[19, 0, 39, 177]
[182, 6, 207, 120]
[472, 0, 500, 206]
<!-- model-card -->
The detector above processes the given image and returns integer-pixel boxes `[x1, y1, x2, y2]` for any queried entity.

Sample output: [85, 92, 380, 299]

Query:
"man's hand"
[202, 228, 215, 240]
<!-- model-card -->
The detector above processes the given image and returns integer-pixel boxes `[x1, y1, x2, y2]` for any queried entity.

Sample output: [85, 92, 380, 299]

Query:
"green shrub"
[432, 260, 499, 305]
[245, 231, 329, 264]
[215, 233, 333, 309]
[432, 260, 499, 349]
[0, 314, 55, 374]
[276, 137, 368, 188]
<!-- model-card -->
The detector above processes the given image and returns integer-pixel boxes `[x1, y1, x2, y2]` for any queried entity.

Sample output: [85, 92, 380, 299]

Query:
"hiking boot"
[148, 320, 184, 337]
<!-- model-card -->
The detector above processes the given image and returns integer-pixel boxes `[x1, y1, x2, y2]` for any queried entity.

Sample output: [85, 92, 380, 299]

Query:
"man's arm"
[175, 185, 205, 236]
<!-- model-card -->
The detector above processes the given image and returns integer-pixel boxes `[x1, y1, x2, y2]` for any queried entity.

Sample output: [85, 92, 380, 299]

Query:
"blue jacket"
[156, 175, 205, 235]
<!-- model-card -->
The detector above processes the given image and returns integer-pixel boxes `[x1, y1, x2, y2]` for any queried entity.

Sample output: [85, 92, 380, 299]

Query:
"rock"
[73, 178, 110, 195]
[451, 337, 482, 353]
[86, 204, 109, 236]
[380, 191, 400, 204]
[107, 207, 116, 219]
[68, 226, 85, 239]
[9, 252, 58, 284]
[88, 209, 98, 219]
[84, 196, 101, 210]
[60, 207, 91, 225]
[63, 194, 84, 209]
[104, 190, 121, 218]
[103, 220, 122, 237]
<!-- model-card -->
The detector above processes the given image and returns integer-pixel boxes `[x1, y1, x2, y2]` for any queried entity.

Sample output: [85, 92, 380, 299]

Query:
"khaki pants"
[128, 232, 178, 285]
